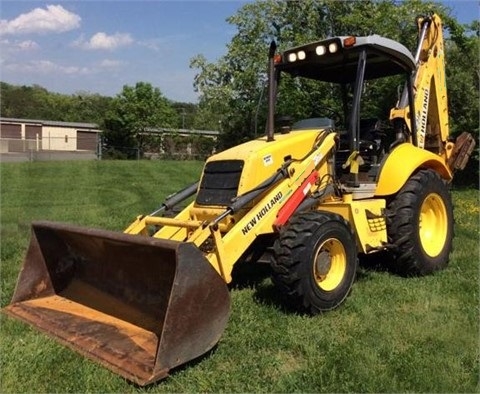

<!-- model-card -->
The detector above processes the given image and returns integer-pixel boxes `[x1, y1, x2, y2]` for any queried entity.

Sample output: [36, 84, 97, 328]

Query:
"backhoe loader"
[3, 13, 475, 385]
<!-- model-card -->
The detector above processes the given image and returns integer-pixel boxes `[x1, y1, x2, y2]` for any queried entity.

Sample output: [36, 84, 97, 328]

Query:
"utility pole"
[181, 108, 186, 129]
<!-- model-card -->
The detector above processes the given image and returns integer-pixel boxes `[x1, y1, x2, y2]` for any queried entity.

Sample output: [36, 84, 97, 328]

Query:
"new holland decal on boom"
[242, 191, 283, 235]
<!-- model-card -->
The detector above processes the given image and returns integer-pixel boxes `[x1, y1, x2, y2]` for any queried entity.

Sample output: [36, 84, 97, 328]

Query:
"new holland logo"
[417, 87, 430, 149]
[242, 191, 283, 235]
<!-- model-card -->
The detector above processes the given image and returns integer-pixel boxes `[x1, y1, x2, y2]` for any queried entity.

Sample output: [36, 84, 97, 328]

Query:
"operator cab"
[270, 35, 416, 190]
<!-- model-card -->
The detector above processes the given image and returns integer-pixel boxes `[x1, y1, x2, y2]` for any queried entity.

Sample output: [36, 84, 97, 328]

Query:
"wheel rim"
[313, 238, 347, 291]
[419, 192, 448, 257]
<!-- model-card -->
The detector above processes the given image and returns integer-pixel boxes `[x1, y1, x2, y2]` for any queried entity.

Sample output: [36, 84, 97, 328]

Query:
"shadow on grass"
[229, 260, 272, 290]
[357, 250, 393, 278]
[252, 283, 295, 314]
[125, 345, 221, 389]
[241, 251, 398, 315]
[451, 158, 479, 190]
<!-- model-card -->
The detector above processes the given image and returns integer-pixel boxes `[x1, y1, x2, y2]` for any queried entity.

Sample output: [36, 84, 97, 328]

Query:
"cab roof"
[277, 35, 416, 83]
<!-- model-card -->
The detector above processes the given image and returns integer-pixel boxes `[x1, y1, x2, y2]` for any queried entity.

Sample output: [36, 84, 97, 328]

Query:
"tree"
[103, 82, 179, 158]
[443, 20, 479, 138]
[65, 92, 113, 125]
[441, 19, 479, 186]
[0, 83, 62, 119]
[171, 102, 197, 129]
[0, 82, 113, 124]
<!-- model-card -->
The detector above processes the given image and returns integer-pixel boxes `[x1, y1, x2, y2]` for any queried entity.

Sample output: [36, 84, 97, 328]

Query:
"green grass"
[1, 161, 478, 393]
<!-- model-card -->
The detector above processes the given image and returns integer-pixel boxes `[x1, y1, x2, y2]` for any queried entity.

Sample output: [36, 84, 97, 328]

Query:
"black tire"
[271, 211, 358, 314]
[386, 169, 453, 276]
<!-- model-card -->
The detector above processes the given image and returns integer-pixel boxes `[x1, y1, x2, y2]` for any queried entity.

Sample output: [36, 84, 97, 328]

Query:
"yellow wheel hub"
[313, 238, 346, 291]
[419, 193, 448, 257]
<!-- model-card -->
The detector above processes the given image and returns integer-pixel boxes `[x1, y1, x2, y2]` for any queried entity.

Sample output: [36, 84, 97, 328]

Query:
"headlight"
[328, 42, 338, 53]
[297, 50, 306, 60]
[316, 45, 326, 56]
[288, 52, 297, 62]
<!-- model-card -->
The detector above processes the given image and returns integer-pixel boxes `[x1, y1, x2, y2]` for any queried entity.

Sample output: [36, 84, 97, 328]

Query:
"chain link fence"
[103, 133, 217, 161]
[1, 132, 218, 162]
[0, 137, 100, 162]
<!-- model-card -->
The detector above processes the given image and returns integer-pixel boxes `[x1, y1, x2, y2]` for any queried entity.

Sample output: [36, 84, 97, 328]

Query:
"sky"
[0, 1, 478, 103]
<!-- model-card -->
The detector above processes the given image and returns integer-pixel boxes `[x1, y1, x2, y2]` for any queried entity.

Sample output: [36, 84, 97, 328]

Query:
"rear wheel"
[387, 169, 453, 276]
[271, 211, 358, 314]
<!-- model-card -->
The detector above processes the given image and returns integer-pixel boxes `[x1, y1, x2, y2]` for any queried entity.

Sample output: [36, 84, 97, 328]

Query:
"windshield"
[275, 70, 404, 130]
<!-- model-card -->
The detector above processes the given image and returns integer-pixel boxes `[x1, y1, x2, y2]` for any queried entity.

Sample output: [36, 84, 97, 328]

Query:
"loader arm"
[127, 131, 337, 283]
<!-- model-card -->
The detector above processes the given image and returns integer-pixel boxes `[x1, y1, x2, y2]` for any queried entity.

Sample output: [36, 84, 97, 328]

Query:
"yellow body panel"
[375, 143, 452, 196]
[208, 130, 327, 195]
[322, 197, 387, 253]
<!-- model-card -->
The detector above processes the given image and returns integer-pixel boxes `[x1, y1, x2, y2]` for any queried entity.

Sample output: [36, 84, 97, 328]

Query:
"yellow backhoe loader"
[3, 14, 475, 385]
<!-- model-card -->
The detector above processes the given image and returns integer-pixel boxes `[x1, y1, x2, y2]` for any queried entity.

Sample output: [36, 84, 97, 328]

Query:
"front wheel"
[271, 211, 358, 315]
[386, 169, 453, 276]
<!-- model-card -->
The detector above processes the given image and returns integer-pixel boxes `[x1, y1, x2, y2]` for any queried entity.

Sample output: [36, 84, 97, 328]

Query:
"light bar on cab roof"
[316, 45, 326, 56]
[285, 38, 343, 63]
[328, 42, 338, 53]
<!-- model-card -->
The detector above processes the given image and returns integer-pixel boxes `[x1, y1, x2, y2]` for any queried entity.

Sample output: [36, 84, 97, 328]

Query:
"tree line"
[0, 82, 199, 129]
[0, 81, 207, 159]
[0, 0, 477, 183]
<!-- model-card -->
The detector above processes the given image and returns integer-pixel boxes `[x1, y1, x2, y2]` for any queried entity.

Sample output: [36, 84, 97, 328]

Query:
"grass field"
[1, 160, 478, 393]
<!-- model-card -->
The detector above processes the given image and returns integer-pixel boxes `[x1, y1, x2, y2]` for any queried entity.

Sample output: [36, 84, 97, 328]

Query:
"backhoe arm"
[390, 13, 475, 170]
[390, 14, 449, 154]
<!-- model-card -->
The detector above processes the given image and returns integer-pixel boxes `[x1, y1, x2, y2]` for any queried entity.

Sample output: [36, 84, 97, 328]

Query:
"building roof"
[0, 117, 101, 131]
[0, 118, 219, 136]
[147, 127, 220, 137]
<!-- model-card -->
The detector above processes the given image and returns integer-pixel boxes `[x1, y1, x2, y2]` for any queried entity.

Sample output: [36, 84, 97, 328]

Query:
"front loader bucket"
[3, 221, 230, 386]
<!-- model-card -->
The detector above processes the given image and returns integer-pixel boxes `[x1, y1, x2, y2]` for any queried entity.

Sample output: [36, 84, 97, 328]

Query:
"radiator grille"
[196, 160, 244, 206]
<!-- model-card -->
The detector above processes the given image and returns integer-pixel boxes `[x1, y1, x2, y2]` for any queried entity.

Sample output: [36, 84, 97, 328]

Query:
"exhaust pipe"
[266, 40, 277, 142]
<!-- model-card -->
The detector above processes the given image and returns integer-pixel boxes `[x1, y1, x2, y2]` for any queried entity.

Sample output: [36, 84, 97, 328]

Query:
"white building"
[0, 117, 101, 154]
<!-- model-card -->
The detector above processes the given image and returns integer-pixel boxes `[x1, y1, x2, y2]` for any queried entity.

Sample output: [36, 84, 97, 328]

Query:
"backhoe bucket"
[3, 221, 230, 386]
